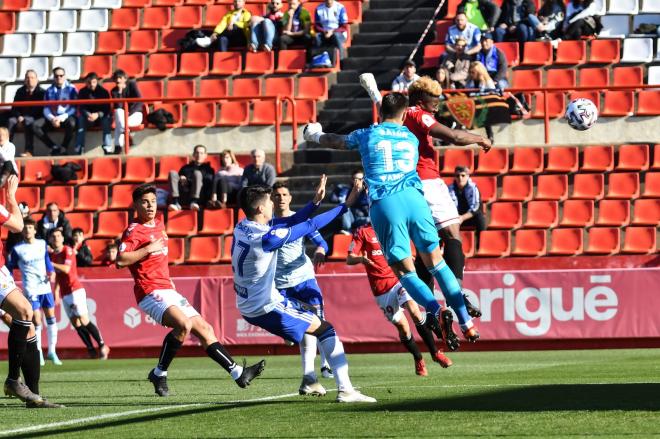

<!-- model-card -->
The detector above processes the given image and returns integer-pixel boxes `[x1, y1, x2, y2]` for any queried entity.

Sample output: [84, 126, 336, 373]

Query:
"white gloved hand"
[303, 122, 324, 144]
[359, 73, 382, 104]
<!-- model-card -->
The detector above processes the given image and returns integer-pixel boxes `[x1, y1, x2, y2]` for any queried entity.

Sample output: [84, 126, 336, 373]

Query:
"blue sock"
[46, 316, 56, 326]
[399, 272, 440, 315]
[429, 260, 470, 325]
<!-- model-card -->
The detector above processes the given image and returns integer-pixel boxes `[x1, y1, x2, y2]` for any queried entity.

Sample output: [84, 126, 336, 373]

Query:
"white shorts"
[63, 288, 89, 319]
[421, 178, 460, 229]
[0, 265, 19, 306]
[139, 289, 199, 326]
[374, 283, 413, 323]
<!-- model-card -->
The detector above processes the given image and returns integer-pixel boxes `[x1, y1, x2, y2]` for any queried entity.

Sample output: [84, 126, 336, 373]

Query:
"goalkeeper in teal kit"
[303, 92, 479, 349]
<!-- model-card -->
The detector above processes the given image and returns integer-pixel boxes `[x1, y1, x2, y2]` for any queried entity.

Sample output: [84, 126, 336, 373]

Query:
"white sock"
[300, 334, 317, 381]
[47, 322, 58, 355]
[229, 364, 243, 380]
[35, 325, 42, 353]
[317, 332, 353, 393]
[154, 367, 167, 377]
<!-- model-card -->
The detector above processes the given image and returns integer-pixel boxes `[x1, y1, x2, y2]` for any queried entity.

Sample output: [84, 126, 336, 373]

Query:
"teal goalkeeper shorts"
[369, 186, 440, 264]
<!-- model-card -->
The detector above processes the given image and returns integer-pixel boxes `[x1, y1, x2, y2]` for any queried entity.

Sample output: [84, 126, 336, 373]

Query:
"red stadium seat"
[137, 80, 164, 100]
[512, 70, 542, 89]
[475, 148, 508, 174]
[642, 172, 660, 198]
[569, 91, 600, 110]
[142, 7, 171, 29]
[343, 0, 362, 22]
[520, 42, 552, 66]
[512, 229, 546, 257]
[166, 210, 198, 236]
[571, 173, 604, 200]
[531, 92, 565, 119]
[116, 54, 145, 78]
[153, 103, 182, 127]
[495, 42, 519, 66]
[264, 77, 294, 98]
[124, 156, 156, 183]
[0, 12, 15, 33]
[422, 44, 446, 69]
[471, 176, 497, 203]
[282, 100, 317, 124]
[89, 157, 122, 184]
[53, 158, 87, 185]
[186, 236, 222, 263]
[545, 146, 578, 173]
[488, 201, 522, 229]
[243, 51, 274, 75]
[631, 199, 660, 225]
[444, 0, 461, 19]
[43, 186, 74, 212]
[145, 53, 177, 78]
[199, 78, 228, 98]
[210, 52, 242, 75]
[601, 91, 634, 117]
[218, 235, 233, 262]
[589, 39, 620, 64]
[178, 52, 209, 76]
[15, 186, 40, 212]
[156, 156, 188, 182]
[82, 55, 113, 79]
[199, 208, 234, 235]
[510, 147, 543, 174]
[76, 185, 108, 211]
[579, 67, 609, 87]
[277, 50, 306, 74]
[523, 200, 559, 228]
[123, 0, 152, 6]
[536, 174, 569, 201]
[109, 184, 138, 209]
[217, 101, 249, 126]
[86, 239, 114, 265]
[21, 159, 52, 185]
[621, 227, 656, 254]
[612, 66, 643, 86]
[110, 8, 139, 30]
[559, 199, 594, 227]
[595, 199, 630, 226]
[96, 31, 126, 54]
[167, 238, 185, 265]
[581, 145, 614, 172]
[584, 227, 620, 255]
[499, 175, 533, 201]
[154, 0, 182, 5]
[328, 234, 352, 260]
[183, 102, 217, 127]
[636, 90, 660, 116]
[204, 4, 231, 27]
[554, 40, 586, 65]
[233, 78, 261, 97]
[606, 172, 639, 199]
[460, 230, 475, 258]
[127, 30, 158, 54]
[167, 79, 195, 101]
[172, 5, 202, 28]
[245, 3, 265, 15]
[546, 69, 577, 88]
[650, 145, 659, 171]
[616, 144, 649, 171]
[548, 228, 583, 256]
[161, 29, 187, 52]
[433, 20, 451, 42]
[475, 230, 511, 257]
[441, 149, 474, 175]
[67, 212, 94, 238]
[250, 100, 280, 125]
[296, 76, 328, 100]
[96, 210, 129, 238]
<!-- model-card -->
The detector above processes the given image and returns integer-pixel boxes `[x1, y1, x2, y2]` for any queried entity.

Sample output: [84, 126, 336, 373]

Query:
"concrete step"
[341, 56, 412, 72]
[336, 69, 400, 85]
[318, 107, 373, 123]
[348, 43, 415, 58]
[328, 83, 365, 98]
[323, 97, 374, 110]
[358, 19, 429, 34]
[352, 31, 422, 45]
[369, 0, 438, 9]
[363, 7, 437, 21]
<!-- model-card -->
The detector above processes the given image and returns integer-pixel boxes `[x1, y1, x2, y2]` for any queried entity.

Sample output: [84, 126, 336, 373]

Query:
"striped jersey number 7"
[232, 240, 250, 277]
[375, 140, 416, 173]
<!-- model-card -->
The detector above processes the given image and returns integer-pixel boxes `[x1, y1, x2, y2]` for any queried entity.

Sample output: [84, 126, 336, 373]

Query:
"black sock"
[443, 238, 465, 282]
[205, 342, 238, 374]
[157, 332, 182, 372]
[399, 334, 423, 362]
[415, 314, 438, 355]
[75, 325, 95, 352]
[85, 323, 105, 348]
[7, 319, 31, 381]
[414, 253, 435, 291]
[20, 336, 40, 395]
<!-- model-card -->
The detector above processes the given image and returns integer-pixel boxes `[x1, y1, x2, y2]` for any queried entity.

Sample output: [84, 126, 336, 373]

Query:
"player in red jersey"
[0, 175, 61, 408]
[347, 224, 452, 376]
[117, 184, 265, 397]
[49, 228, 110, 360]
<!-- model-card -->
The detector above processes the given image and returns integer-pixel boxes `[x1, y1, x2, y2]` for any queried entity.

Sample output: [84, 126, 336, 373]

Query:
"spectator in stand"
[101, 242, 118, 267]
[476, 32, 509, 89]
[448, 166, 486, 245]
[5, 202, 31, 255]
[5, 70, 46, 157]
[279, 0, 314, 61]
[75, 72, 112, 155]
[466, 61, 497, 91]
[457, 0, 501, 32]
[240, 148, 276, 188]
[391, 60, 421, 93]
[0, 127, 18, 175]
[330, 168, 370, 234]
[37, 202, 72, 242]
[208, 149, 244, 209]
[314, 0, 349, 64]
[441, 37, 471, 89]
[563, 0, 601, 40]
[72, 227, 93, 267]
[32, 67, 78, 156]
[537, 0, 565, 40]
[494, 0, 540, 44]
[435, 66, 453, 89]
[445, 12, 482, 57]
[168, 144, 215, 211]
[250, 0, 285, 52]
[110, 70, 143, 155]
[210, 0, 252, 52]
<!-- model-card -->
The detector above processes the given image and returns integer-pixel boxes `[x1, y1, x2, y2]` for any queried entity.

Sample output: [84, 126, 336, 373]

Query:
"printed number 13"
[375, 140, 415, 172]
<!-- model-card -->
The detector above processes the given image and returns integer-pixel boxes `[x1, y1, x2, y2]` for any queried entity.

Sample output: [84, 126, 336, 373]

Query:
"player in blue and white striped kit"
[8, 217, 61, 366]
[272, 182, 333, 395]
[303, 92, 480, 349]
[232, 176, 376, 403]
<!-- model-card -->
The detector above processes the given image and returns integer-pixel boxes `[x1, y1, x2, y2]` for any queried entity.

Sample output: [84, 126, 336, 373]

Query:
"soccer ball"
[565, 98, 598, 131]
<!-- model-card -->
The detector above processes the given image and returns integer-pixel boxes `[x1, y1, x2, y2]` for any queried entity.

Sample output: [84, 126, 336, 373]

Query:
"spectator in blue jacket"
[314, 0, 349, 64]
[32, 67, 78, 156]
[330, 168, 369, 234]
[445, 12, 482, 57]
[448, 166, 486, 245]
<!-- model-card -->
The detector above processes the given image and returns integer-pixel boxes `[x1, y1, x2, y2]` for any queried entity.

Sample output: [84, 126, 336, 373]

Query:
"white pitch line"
[0, 391, 301, 437]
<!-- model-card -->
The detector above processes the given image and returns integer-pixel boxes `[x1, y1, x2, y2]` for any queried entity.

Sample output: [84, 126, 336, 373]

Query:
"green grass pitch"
[1, 349, 660, 438]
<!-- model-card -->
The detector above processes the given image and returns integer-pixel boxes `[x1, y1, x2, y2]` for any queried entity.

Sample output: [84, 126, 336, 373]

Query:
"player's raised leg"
[403, 300, 452, 368]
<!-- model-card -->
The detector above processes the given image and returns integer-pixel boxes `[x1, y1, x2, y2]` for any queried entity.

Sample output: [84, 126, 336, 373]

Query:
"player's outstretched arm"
[116, 238, 165, 267]
[430, 123, 492, 152]
[2, 175, 24, 233]
[271, 175, 326, 227]
[303, 123, 347, 149]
